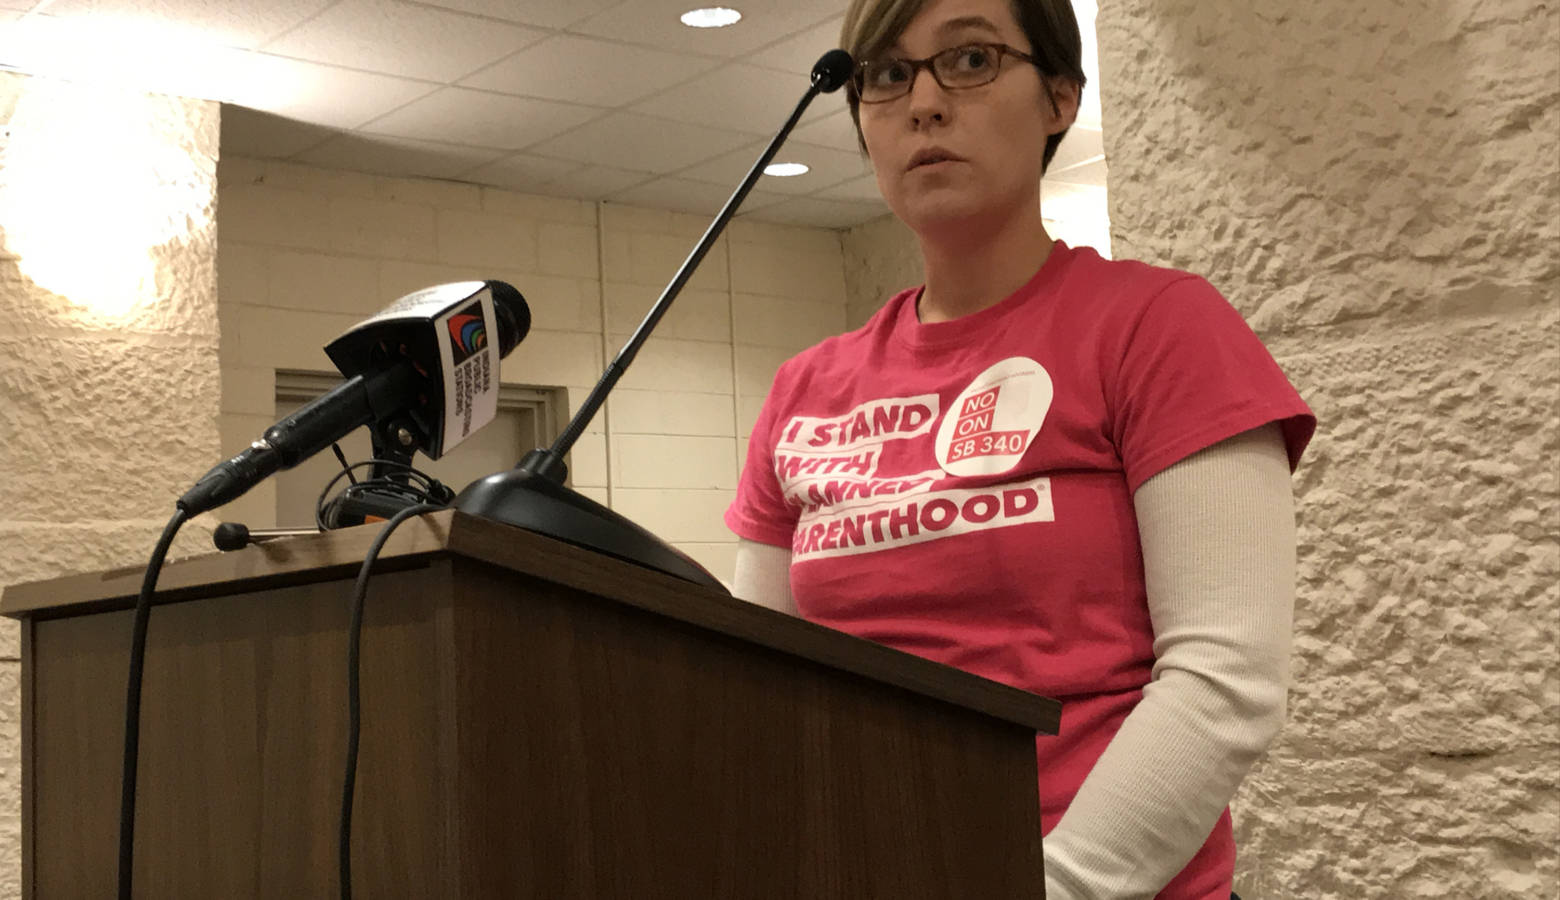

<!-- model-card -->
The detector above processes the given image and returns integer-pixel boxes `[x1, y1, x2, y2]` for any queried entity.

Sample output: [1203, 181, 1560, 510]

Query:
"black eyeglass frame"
[850, 42, 1060, 115]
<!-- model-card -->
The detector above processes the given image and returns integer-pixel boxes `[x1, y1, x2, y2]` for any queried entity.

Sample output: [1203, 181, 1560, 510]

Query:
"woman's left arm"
[1043, 422, 1296, 899]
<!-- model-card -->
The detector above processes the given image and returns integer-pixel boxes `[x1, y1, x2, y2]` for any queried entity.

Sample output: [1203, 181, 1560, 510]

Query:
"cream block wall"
[841, 213, 923, 330]
[217, 158, 853, 586]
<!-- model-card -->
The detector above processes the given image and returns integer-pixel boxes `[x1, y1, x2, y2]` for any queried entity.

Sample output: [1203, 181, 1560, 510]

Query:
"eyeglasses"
[852, 43, 1052, 107]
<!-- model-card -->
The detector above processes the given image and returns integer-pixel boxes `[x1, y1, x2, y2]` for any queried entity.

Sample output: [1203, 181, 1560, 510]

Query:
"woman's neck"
[915, 203, 1054, 324]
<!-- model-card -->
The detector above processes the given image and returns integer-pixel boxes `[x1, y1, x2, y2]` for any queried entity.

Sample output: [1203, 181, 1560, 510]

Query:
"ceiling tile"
[460, 153, 588, 193]
[527, 112, 753, 173]
[683, 141, 871, 196]
[225, 53, 438, 129]
[1041, 180, 1108, 223]
[786, 107, 862, 153]
[743, 196, 887, 229]
[1045, 157, 1107, 189]
[568, 0, 843, 58]
[220, 104, 338, 158]
[415, 0, 622, 30]
[538, 165, 655, 200]
[1048, 125, 1103, 174]
[43, 0, 331, 49]
[360, 88, 603, 151]
[746, 15, 843, 76]
[609, 177, 785, 218]
[0, 10, 388, 113]
[460, 34, 718, 107]
[295, 132, 507, 179]
[629, 62, 837, 136]
[22, 0, 1107, 230]
[263, 0, 547, 82]
[814, 174, 885, 203]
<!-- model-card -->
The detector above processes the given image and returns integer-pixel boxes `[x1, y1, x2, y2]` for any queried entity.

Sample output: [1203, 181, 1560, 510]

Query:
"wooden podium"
[1, 511, 1059, 898]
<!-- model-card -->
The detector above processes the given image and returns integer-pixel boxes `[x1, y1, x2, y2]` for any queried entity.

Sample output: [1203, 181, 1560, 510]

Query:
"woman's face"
[858, 0, 1074, 238]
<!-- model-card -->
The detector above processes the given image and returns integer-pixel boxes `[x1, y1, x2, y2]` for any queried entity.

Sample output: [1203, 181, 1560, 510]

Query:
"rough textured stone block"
[1223, 306, 1560, 897]
[1098, 0, 1559, 331]
[0, 78, 222, 893]
[0, 334, 223, 522]
[0, 519, 218, 600]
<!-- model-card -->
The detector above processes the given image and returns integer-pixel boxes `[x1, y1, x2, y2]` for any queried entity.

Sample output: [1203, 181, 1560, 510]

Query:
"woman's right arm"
[732, 538, 797, 616]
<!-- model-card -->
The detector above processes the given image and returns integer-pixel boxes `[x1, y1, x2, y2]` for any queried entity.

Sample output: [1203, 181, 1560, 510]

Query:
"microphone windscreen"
[485, 280, 532, 357]
[811, 49, 855, 93]
[213, 522, 251, 551]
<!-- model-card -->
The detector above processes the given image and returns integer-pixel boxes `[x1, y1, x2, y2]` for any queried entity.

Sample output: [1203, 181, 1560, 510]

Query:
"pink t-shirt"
[727, 242, 1315, 897]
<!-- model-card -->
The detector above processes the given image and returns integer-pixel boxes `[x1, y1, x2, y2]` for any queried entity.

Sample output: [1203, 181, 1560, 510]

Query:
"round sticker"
[934, 357, 1053, 476]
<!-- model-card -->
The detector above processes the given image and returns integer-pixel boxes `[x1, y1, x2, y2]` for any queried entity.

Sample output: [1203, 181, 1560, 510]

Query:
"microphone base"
[453, 469, 728, 593]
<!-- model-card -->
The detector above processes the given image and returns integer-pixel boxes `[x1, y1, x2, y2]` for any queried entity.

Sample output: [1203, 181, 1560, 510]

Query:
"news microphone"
[179, 280, 530, 516]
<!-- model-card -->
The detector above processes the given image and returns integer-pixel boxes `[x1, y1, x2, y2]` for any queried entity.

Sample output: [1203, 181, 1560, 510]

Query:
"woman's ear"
[1045, 77, 1082, 134]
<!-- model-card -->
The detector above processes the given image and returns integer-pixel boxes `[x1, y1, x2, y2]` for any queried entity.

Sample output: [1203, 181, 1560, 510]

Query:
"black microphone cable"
[315, 459, 454, 531]
[117, 506, 191, 900]
[339, 502, 442, 900]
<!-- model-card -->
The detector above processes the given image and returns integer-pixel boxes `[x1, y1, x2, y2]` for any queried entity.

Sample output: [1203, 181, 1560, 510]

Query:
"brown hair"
[838, 0, 1087, 172]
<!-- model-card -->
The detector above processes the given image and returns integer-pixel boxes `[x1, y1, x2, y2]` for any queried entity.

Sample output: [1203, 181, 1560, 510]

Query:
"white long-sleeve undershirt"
[731, 423, 1295, 898]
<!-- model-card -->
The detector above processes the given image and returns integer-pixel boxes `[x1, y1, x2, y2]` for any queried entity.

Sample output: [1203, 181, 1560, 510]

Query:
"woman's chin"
[895, 192, 999, 240]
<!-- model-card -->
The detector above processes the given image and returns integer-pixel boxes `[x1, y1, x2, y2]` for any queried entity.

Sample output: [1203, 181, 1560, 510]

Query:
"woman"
[726, 0, 1315, 896]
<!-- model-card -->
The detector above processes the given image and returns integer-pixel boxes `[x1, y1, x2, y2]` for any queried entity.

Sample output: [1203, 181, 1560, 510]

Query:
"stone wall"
[1096, 0, 1559, 895]
[0, 73, 222, 897]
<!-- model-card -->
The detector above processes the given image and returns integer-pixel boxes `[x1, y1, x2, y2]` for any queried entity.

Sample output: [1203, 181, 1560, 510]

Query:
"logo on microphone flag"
[446, 302, 488, 365]
[434, 287, 500, 454]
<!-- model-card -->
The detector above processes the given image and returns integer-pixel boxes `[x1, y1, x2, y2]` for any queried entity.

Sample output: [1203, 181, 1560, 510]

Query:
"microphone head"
[213, 521, 251, 551]
[811, 49, 855, 93]
[484, 279, 532, 357]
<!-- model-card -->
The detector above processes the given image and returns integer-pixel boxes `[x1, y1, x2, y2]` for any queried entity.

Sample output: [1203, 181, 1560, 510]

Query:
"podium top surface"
[0, 511, 1060, 734]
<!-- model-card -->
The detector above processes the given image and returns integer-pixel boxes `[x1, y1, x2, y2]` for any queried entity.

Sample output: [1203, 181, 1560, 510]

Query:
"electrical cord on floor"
[339, 502, 441, 900]
[118, 506, 191, 900]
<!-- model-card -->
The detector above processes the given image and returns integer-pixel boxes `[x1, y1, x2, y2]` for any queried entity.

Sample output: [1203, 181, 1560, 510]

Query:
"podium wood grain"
[5, 512, 1056, 898]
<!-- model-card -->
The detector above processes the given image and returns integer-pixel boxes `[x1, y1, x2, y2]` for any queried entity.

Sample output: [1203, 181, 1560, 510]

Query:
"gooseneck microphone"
[523, 49, 855, 484]
[811, 47, 855, 92]
[179, 280, 530, 516]
[455, 50, 855, 588]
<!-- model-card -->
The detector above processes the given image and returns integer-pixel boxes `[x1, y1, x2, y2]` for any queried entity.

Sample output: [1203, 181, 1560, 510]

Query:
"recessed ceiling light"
[764, 162, 809, 177]
[680, 7, 742, 28]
